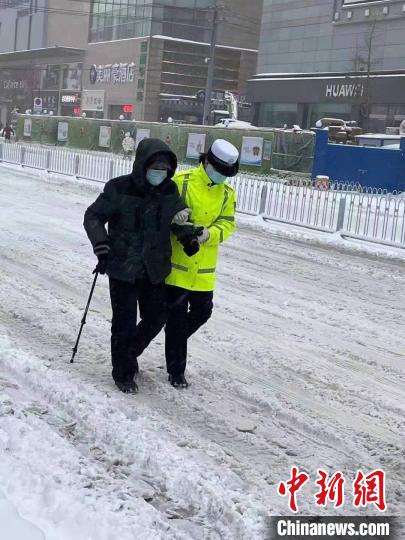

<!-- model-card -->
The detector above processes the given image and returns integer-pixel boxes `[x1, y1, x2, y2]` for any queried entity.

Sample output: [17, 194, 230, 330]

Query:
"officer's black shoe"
[168, 373, 189, 388]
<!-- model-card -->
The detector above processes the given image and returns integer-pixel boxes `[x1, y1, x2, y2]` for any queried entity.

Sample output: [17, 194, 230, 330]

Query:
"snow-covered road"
[0, 165, 404, 539]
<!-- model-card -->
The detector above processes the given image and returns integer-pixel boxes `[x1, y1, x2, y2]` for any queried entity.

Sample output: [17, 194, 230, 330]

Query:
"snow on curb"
[236, 213, 405, 262]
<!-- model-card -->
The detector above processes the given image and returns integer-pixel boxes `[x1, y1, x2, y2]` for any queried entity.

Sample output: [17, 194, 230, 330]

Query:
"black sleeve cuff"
[94, 242, 110, 256]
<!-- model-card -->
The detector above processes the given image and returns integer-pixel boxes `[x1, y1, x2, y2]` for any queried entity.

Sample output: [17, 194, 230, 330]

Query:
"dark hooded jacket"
[84, 138, 187, 284]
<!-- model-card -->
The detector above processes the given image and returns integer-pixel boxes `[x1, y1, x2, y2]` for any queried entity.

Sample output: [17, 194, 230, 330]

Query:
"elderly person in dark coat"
[84, 138, 199, 394]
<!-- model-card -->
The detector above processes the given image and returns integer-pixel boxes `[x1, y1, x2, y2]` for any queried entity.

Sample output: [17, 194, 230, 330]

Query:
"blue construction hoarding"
[312, 129, 405, 193]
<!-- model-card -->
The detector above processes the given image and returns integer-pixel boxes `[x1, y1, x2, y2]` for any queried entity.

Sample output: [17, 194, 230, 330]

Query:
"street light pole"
[202, 2, 219, 126]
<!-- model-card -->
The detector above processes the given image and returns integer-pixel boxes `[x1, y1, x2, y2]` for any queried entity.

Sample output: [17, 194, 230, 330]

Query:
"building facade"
[0, 0, 262, 124]
[248, 0, 405, 131]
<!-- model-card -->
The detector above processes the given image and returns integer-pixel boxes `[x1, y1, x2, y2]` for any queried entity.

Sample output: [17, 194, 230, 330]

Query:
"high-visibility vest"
[166, 163, 237, 292]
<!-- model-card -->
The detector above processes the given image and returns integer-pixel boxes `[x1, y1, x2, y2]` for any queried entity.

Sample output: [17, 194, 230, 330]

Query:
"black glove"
[93, 254, 108, 275]
[178, 226, 204, 257]
[182, 236, 200, 257]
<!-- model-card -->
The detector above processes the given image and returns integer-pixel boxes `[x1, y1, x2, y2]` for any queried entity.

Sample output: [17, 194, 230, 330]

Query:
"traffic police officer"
[165, 139, 239, 387]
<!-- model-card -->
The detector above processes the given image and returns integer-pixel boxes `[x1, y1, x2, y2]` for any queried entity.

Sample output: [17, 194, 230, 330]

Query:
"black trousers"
[165, 285, 214, 376]
[109, 277, 168, 383]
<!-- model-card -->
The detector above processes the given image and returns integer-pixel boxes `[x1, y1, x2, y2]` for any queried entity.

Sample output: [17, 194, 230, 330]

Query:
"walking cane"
[70, 271, 99, 363]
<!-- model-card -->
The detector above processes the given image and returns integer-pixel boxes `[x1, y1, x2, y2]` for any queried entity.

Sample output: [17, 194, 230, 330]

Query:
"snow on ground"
[0, 489, 45, 540]
[0, 164, 404, 539]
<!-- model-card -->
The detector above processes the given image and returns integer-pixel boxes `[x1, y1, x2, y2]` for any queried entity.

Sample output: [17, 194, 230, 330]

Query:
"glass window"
[43, 65, 60, 90]
[261, 103, 298, 128]
[89, 0, 150, 43]
[308, 103, 352, 128]
[62, 63, 83, 91]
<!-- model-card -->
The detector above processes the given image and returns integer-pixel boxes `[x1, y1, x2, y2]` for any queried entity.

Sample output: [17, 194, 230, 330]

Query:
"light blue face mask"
[146, 169, 167, 186]
[206, 164, 227, 184]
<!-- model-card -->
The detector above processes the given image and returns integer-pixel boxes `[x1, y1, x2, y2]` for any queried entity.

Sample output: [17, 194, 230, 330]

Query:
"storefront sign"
[99, 126, 112, 148]
[325, 83, 364, 99]
[58, 122, 69, 142]
[23, 119, 32, 138]
[61, 94, 80, 104]
[186, 133, 206, 159]
[82, 90, 105, 111]
[135, 128, 150, 149]
[89, 63, 136, 85]
[241, 137, 264, 166]
[3, 80, 27, 90]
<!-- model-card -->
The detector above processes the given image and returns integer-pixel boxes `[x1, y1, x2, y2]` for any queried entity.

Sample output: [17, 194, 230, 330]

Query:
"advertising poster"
[186, 133, 206, 159]
[23, 119, 32, 138]
[135, 128, 150, 149]
[240, 137, 264, 166]
[99, 126, 112, 148]
[57, 122, 69, 142]
[263, 140, 273, 161]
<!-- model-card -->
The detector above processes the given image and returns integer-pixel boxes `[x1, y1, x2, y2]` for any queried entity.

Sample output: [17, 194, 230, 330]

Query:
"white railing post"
[0, 143, 3, 162]
[74, 154, 80, 177]
[46, 149, 52, 171]
[21, 146, 26, 167]
[259, 184, 268, 215]
[109, 158, 114, 180]
[336, 196, 346, 231]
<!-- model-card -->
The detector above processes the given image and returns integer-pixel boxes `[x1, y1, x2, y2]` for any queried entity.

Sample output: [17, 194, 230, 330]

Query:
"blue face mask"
[146, 169, 167, 186]
[206, 164, 227, 184]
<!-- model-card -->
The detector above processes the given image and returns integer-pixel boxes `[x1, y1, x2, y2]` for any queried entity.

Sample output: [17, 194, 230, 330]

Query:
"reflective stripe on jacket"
[166, 163, 236, 292]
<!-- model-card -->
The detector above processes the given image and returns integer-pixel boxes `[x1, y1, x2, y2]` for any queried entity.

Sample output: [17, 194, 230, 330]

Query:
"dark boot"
[115, 379, 138, 394]
[168, 373, 189, 388]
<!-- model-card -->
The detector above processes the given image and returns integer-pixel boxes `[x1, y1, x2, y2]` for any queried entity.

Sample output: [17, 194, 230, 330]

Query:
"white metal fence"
[0, 142, 404, 249]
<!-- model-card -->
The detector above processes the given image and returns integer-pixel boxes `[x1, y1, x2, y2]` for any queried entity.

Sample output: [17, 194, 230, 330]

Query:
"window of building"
[0, 0, 30, 7]
[89, 1, 214, 43]
[369, 103, 405, 132]
[42, 65, 60, 90]
[62, 63, 83, 91]
[89, 0, 151, 43]
[308, 103, 352, 129]
[151, 0, 212, 42]
[343, 0, 385, 4]
[260, 103, 298, 129]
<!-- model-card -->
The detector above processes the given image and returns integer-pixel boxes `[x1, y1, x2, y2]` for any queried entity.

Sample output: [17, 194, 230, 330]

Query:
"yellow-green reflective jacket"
[166, 163, 236, 292]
